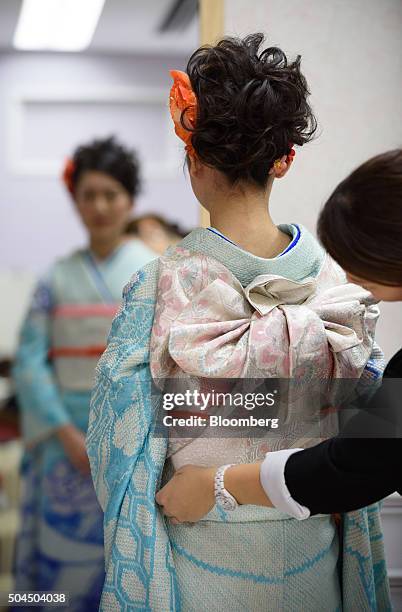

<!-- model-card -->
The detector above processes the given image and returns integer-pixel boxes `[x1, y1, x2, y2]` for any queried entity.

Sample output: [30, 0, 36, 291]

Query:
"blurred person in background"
[126, 213, 189, 255]
[12, 136, 155, 610]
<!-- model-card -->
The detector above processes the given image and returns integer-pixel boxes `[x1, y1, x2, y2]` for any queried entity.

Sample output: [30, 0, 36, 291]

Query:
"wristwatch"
[214, 464, 238, 511]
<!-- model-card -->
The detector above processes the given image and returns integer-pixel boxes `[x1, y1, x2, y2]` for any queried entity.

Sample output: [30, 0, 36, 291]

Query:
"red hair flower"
[62, 158, 75, 195]
[286, 143, 296, 164]
[169, 70, 197, 157]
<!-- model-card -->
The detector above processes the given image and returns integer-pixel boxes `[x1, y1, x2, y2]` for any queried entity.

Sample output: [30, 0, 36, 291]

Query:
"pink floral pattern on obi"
[150, 246, 378, 382]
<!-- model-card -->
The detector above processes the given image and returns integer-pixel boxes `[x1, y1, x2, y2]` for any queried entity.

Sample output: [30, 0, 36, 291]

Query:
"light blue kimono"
[13, 240, 156, 612]
[87, 226, 390, 612]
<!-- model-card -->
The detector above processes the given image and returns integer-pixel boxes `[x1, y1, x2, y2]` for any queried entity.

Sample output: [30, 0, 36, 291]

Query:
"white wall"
[225, 0, 402, 361]
[0, 51, 199, 276]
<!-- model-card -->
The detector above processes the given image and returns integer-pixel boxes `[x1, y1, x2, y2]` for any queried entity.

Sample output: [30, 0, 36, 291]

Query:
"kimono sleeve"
[86, 266, 159, 517]
[87, 263, 177, 612]
[12, 275, 71, 444]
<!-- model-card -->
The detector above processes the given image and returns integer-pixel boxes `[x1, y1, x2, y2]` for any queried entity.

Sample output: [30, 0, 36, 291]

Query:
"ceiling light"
[13, 0, 105, 52]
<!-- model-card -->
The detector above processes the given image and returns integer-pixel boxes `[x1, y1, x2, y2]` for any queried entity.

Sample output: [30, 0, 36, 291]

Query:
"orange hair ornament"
[62, 158, 75, 195]
[286, 145, 296, 164]
[169, 70, 197, 157]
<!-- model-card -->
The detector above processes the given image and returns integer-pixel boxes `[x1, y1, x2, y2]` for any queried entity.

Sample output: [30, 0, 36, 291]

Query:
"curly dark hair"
[318, 149, 402, 286]
[71, 136, 141, 197]
[183, 33, 317, 187]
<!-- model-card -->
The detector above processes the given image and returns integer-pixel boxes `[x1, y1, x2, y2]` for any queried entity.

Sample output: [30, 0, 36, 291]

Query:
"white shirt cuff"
[260, 449, 311, 520]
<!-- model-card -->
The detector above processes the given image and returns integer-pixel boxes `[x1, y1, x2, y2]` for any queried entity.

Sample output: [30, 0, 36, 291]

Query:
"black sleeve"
[285, 437, 401, 515]
[284, 350, 402, 515]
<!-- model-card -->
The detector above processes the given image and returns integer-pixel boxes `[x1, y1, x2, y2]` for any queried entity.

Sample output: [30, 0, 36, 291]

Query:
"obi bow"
[150, 248, 376, 380]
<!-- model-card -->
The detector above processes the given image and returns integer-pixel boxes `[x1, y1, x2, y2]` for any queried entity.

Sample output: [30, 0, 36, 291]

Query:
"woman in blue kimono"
[12, 136, 156, 610]
[88, 37, 390, 611]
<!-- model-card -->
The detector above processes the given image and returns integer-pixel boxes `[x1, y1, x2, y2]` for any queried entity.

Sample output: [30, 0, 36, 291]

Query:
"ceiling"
[0, 0, 199, 55]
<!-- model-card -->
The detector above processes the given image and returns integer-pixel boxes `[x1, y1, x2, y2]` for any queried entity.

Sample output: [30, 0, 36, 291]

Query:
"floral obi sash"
[151, 246, 378, 381]
[149, 246, 379, 452]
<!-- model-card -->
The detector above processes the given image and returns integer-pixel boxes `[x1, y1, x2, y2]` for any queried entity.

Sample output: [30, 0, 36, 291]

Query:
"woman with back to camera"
[87, 36, 389, 610]
[12, 137, 155, 610]
[157, 150, 402, 545]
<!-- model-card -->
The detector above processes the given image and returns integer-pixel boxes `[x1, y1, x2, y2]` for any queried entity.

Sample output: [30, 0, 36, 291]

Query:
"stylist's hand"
[57, 424, 91, 476]
[155, 465, 216, 524]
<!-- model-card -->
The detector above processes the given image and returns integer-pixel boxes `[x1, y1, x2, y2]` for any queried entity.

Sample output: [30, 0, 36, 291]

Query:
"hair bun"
[187, 33, 317, 186]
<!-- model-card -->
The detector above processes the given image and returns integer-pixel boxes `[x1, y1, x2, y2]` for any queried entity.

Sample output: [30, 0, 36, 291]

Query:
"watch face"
[216, 491, 237, 511]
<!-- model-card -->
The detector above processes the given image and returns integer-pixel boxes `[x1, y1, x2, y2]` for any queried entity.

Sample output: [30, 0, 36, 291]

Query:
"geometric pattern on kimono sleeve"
[88, 262, 158, 512]
[89, 363, 179, 611]
[341, 503, 391, 610]
[87, 261, 180, 610]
